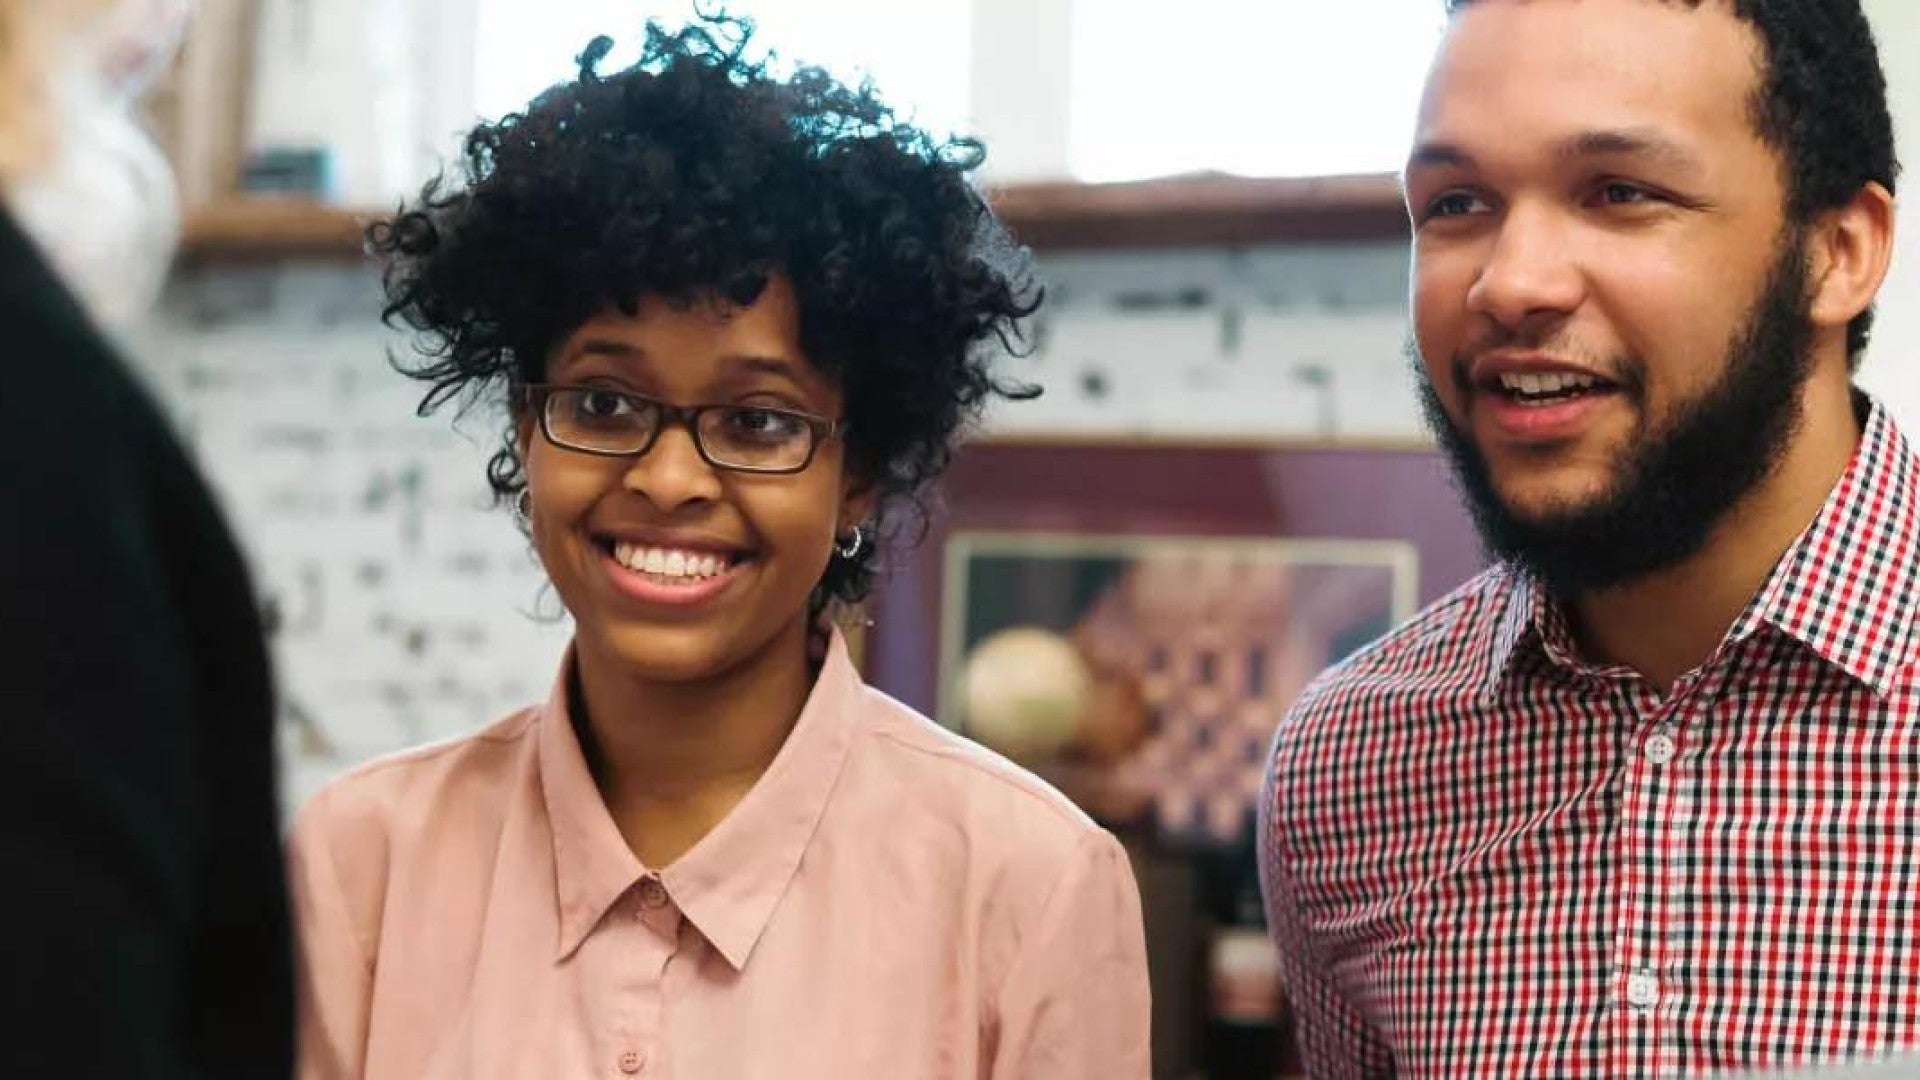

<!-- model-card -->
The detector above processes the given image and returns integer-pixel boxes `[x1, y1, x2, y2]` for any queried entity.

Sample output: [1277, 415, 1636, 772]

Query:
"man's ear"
[1806, 181, 1897, 341]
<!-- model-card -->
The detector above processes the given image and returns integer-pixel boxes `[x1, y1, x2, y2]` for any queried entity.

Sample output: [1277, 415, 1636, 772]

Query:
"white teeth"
[611, 542, 733, 580]
[1498, 371, 1599, 396]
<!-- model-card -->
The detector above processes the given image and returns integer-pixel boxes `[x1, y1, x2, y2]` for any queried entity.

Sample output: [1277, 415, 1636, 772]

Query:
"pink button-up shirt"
[288, 633, 1151, 1079]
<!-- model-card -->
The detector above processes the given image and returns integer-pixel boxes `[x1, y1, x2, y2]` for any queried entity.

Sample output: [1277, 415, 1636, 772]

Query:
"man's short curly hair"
[370, 13, 1040, 614]
[1444, 0, 1900, 368]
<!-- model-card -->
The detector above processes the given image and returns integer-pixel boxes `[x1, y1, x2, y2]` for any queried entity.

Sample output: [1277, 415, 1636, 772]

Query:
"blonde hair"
[0, 0, 124, 183]
[1, 0, 182, 327]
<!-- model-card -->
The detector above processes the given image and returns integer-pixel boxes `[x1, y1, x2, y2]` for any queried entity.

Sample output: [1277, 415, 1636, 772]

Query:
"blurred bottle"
[1202, 823, 1284, 1079]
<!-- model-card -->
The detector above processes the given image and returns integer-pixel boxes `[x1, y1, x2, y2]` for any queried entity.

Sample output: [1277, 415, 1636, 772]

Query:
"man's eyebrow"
[1556, 128, 1705, 174]
[1405, 141, 1476, 172]
[1405, 130, 1706, 176]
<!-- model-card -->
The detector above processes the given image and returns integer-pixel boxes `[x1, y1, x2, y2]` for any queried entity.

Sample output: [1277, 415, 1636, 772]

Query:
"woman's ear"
[838, 471, 879, 538]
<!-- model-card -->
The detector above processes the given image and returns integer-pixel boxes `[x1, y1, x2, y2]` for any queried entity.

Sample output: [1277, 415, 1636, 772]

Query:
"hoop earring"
[835, 525, 865, 559]
[512, 489, 533, 531]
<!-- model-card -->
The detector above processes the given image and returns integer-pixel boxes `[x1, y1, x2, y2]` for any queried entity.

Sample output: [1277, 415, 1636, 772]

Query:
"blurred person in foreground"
[1259, 0, 1909, 1075]
[0, 0, 294, 1076]
[286, 13, 1149, 1079]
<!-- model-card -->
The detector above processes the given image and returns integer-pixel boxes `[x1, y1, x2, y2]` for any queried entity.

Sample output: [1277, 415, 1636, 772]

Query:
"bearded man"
[1258, 1, 1910, 1076]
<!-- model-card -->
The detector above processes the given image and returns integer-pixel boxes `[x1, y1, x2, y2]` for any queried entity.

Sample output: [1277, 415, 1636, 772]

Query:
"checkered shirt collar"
[1483, 396, 1920, 701]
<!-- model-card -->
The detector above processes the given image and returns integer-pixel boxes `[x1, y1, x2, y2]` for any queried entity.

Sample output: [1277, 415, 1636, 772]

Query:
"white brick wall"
[139, 265, 572, 812]
[983, 242, 1420, 439]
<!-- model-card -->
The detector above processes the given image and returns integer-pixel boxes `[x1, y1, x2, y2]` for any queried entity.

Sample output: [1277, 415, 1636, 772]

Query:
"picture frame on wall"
[937, 530, 1417, 843]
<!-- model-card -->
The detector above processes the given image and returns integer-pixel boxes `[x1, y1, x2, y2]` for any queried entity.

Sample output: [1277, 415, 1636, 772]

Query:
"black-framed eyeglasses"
[522, 384, 844, 475]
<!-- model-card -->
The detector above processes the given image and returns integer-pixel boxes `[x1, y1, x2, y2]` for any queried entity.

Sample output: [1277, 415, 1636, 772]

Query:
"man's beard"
[1415, 231, 1817, 599]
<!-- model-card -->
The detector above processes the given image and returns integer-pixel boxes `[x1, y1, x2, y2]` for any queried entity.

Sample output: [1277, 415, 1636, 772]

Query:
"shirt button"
[637, 877, 669, 909]
[1625, 972, 1660, 1008]
[1644, 729, 1677, 766]
[619, 1049, 646, 1074]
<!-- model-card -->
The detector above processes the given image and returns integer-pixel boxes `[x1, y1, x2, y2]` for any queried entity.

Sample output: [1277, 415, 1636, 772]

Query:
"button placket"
[1607, 680, 1678, 1056]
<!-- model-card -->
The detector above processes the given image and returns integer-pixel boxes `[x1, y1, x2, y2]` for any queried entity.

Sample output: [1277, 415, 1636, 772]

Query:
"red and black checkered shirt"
[1260, 399, 1920, 1078]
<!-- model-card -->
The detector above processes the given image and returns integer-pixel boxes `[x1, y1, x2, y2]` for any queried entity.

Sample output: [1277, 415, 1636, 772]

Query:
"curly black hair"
[1444, 0, 1900, 368]
[370, 12, 1040, 614]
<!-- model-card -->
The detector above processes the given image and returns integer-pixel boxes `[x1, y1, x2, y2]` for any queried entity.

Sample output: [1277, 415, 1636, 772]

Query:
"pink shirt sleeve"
[988, 830, 1152, 1078]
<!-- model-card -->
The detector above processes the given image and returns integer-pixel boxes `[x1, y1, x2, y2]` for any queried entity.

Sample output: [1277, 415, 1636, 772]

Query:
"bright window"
[1069, 0, 1446, 180]
[473, 0, 972, 134]
[473, 0, 1445, 182]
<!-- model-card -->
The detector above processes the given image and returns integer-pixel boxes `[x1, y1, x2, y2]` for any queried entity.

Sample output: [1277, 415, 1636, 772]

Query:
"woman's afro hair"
[370, 10, 1041, 612]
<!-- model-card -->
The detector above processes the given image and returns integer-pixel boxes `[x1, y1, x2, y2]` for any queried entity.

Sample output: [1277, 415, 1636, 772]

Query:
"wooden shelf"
[179, 198, 371, 261]
[179, 174, 1408, 262]
[988, 172, 1408, 249]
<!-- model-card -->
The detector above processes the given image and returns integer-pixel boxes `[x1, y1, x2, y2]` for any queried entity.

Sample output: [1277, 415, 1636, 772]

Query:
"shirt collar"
[1480, 566, 1593, 704]
[538, 630, 864, 968]
[1733, 398, 1920, 697]
[1480, 565, 1539, 705]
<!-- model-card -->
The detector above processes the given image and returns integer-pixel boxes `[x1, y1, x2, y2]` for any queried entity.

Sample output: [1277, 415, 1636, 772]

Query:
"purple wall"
[865, 441, 1488, 715]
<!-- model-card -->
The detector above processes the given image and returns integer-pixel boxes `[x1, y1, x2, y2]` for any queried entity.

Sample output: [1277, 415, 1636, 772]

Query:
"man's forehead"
[1445, 0, 1732, 19]
[1417, 0, 1764, 146]
[1435, 0, 1758, 66]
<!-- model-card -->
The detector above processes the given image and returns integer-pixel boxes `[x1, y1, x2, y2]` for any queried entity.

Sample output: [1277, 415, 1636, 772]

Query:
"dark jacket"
[0, 205, 293, 1077]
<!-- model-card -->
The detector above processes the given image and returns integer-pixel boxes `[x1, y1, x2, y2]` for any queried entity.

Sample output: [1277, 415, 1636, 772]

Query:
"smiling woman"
[515, 281, 869, 687]
[285, 12, 1152, 1080]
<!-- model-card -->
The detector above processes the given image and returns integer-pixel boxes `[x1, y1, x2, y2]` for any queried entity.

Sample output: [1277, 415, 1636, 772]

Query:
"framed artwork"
[937, 530, 1417, 843]
[860, 439, 1481, 1075]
